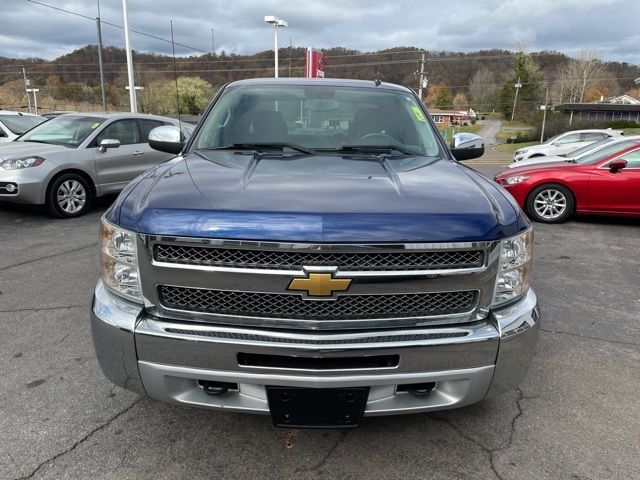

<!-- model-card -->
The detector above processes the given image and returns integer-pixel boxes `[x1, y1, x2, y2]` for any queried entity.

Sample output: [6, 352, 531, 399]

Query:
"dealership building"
[559, 95, 640, 125]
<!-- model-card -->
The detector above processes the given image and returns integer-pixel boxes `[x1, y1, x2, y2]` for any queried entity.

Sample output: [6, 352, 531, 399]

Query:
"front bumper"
[0, 168, 50, 204]
[91, 281, 539, 416]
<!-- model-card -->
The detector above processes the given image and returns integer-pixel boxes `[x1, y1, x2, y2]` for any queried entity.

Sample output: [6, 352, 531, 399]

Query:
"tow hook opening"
[396, 382, 436, 397]
[197, 380, 238, 396]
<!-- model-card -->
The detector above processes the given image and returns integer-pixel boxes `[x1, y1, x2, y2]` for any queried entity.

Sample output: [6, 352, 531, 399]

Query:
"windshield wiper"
[198, 142, 315, 155]
[319, 144, 422, 156]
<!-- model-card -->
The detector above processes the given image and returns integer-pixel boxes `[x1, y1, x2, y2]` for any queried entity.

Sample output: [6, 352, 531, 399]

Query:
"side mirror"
[450, 133, 485, 161]
[149, 125, 183, 155]
[99, 138, 120, 152]
[609, 159, 627, 173]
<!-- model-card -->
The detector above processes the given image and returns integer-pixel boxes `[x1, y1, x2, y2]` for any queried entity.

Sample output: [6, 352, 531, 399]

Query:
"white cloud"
[1, 0, 639, 64]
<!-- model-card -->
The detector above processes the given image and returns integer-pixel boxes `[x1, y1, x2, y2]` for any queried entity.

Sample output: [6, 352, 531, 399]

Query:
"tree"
[139, 77, 214, 115]
[452, 91, 468, 109]
[435, 88, 452, 109]
[556, 50, 603, 103]
[584, 84, 609, 103]
[499, 51, 543, 120]
[468, 67, 498, 112]
[625, 87, 640, 100]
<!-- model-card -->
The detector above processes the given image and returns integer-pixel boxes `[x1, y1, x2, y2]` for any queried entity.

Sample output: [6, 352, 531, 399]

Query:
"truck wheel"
[526, 184, 574, 223]
[46, 173, 93, 218]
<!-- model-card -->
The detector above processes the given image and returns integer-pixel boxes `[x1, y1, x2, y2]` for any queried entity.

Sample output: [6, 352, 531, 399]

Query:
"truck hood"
[0, 141, 71, 159]
[113, 152, 526, 242]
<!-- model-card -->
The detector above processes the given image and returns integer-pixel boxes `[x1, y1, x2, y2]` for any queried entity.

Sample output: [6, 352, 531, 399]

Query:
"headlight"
[515, 149, 527, 156]
[1, 156, 45, 170]
[493, 229, 533, 306]
[100, 218, 142, 302]
[503, 175, 529, 185]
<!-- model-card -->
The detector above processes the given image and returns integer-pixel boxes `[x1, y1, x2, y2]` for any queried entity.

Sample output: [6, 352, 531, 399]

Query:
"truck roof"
[226, 77, 413, 93]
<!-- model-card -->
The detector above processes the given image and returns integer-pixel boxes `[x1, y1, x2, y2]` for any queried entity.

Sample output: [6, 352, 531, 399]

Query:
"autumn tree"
[139, 76, 214, 115]
[452, 91, 468, 109]
[556, 50, 603, 103]
[584, 84, 609, 103]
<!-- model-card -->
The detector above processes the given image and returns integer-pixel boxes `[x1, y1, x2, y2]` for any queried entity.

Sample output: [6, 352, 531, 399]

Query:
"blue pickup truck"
[92, 78, 538, 428]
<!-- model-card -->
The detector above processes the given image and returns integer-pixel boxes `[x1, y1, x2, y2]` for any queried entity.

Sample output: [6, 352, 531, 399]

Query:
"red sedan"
[495, 140, 640, 223]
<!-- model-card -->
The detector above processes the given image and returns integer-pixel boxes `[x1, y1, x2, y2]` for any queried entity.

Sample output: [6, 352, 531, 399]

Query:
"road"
[477, 119, 502, 147]
[1, 168, 639, 480]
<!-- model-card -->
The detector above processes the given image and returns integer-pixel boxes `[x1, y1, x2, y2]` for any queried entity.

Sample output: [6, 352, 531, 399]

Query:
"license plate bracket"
[266, 386, 369, 428]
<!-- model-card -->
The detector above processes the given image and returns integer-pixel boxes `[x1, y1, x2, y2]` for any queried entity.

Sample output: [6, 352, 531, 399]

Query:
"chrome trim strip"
[135, 317, 497, 350]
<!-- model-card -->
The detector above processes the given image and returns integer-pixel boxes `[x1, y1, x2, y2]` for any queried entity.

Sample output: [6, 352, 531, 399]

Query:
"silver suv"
[0, 112, 189, 217]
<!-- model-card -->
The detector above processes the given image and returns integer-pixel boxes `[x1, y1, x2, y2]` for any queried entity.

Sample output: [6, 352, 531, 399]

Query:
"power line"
[26, 0, 209, 54]
[0, 48, 427, 70]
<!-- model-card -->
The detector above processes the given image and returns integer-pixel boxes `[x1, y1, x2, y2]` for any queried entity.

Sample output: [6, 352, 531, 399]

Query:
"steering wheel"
[356, 133, 398, 145]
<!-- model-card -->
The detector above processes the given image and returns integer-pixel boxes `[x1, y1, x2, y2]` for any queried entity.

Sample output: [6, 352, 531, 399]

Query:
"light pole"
[264, 16, 288, 78]
[26, 88, 40, 114]
[122, 0, 137, 112]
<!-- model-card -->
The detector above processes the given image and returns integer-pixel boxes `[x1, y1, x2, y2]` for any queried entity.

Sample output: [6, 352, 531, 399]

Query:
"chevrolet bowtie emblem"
[288, 272, 352, 298]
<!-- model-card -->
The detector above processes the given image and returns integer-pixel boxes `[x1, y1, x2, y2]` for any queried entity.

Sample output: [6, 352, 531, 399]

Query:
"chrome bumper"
[91, 281, 539, 415]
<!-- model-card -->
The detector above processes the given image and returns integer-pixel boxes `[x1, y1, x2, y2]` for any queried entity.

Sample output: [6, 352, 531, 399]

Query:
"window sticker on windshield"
[411, 106, 426, 122]
[91, 123, 100, 129]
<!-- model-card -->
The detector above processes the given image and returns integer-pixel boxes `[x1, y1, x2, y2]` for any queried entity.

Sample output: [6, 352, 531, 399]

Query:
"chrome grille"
[158, 285, 478, 320]
[153, 244, 484, 271]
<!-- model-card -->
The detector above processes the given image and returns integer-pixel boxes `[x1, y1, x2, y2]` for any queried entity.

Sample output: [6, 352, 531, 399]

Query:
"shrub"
[608, 120, 638, 129]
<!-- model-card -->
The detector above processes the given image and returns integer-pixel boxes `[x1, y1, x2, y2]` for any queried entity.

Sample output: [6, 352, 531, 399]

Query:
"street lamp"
[26, 88, 40, 115]
[264, 15, 288, 78]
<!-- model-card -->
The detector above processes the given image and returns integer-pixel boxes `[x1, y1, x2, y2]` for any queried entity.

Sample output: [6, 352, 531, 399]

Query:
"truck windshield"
[190, 84, 443, 158]
[18, 115, 105, 147]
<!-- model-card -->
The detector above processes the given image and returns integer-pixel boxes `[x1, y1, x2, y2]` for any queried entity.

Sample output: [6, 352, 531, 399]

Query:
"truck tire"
[526, 183, 574, 223]
[46, 173, 93, 218]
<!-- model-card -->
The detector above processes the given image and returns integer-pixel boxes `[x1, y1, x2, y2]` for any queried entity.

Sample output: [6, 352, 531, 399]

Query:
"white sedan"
[513, 129, 622, 162]
[507, 135, 640, 168]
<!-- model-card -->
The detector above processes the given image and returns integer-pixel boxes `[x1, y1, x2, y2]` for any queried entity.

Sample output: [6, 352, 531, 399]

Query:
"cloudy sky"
[2, 0, 640, 63]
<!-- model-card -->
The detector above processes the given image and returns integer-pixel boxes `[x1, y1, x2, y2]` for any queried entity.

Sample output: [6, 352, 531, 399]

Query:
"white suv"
[0, 111, 46, 142]
[513, 129, 622, 162]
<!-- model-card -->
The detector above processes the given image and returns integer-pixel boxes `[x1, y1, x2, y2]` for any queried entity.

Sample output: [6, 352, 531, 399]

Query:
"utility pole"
[122, 0, 137, 113]
[417, 50, 426, 101]
[21, 66, 32, 113]
[26, 89, 40, 114]
[96, 17, 107, 111]
[510, 77, 522, 122]
[540, 87, 549, 143]
[288, 39, 292, 77]
[211, 28, 215, 55]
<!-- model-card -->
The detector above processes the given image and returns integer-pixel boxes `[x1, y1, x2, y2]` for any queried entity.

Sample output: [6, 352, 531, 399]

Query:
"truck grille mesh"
[158, 285, 478, 320]
[154, 244, 484, 271]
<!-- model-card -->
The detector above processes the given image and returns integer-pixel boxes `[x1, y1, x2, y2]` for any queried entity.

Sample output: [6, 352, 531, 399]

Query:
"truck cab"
[91, 78, 538, 428]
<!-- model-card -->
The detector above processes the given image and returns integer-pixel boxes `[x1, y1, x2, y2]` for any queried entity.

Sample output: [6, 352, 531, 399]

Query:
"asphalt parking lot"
[1, 163, 639, 480]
